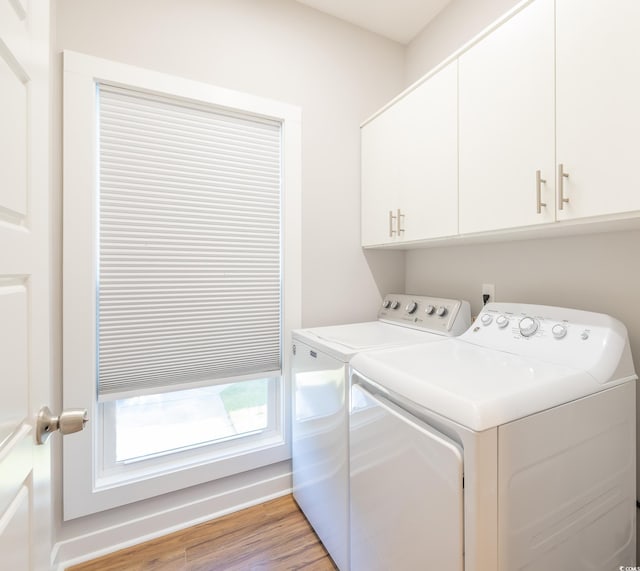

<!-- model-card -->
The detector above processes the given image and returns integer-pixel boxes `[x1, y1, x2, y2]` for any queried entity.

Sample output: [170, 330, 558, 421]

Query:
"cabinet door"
[361, 61, 458, 246]
[458, 0, 555, 234]
[556, 0, 640, 220]
[361, 102, 403, 247]
[400, 61, 458, 242]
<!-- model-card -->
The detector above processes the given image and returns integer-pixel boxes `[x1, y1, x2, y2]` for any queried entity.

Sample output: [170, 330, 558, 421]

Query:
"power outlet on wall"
[482, 283, 495, 306]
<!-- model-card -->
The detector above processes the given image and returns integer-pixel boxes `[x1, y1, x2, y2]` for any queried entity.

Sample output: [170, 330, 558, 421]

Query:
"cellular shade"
[97, 84, 282, 399]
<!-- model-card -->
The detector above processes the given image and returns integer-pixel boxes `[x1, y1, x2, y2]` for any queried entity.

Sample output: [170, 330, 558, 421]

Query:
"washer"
[349, 302, 637, 571]
[292, 293, 471, 570]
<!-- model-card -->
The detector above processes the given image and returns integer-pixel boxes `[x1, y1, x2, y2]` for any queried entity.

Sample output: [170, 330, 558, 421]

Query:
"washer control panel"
[473, 305, 594, 344]
[378, 293, 471, 336]
[461, 302, 632, 381]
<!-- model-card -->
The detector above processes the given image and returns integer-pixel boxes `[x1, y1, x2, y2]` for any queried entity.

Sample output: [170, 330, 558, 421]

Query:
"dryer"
[349, 302, 637, 571]
[292, 293, 471, 570]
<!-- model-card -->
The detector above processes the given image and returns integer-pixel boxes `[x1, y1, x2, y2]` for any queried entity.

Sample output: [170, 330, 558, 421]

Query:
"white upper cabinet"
[361, 61, 458, 246]
[458, 0, 555, 234]
[556, 0, 640, 221]
[362, 0, 640, 248]
[361, 93, 404, 246]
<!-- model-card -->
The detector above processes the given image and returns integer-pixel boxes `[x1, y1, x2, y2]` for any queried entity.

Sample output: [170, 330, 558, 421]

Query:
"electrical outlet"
[482, 283, 495, 305]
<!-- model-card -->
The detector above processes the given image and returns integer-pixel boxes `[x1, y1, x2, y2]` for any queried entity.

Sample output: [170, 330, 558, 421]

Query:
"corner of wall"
[403, 0, 523, 87]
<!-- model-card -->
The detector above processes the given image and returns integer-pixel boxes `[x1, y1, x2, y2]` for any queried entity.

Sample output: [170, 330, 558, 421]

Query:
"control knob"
[390, 300, 400, 310]
[519, 316, 539, 337]
[552, 324, 567, 339]
[480, 314, 493, 326]
[382, 299, 391, 309]
[425, 304, 435, 315]
[436, 306, 447, 317]
[406, 301, 418, 314]
[496, 315, 509, 329]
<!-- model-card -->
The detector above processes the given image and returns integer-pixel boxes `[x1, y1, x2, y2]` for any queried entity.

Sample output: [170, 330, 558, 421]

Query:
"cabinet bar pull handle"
[397, 208, 405, 235]
[558, 163, 570, 210]
[389, 210, 397, 237]
[536, 170, 547, 214]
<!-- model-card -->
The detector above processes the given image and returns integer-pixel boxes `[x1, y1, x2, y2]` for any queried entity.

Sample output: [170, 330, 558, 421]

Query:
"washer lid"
[350, 339, 625, 431]
[293, 321, 444, 361]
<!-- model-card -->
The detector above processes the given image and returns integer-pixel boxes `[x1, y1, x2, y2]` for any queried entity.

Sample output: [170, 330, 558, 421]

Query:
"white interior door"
[0, 0, 52, 569]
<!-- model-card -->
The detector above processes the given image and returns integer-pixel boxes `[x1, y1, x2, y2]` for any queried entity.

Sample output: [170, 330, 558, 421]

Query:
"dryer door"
[350, 381, 464, 571]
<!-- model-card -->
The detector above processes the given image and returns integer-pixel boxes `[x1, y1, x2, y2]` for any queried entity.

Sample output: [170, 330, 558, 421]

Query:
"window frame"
[62, 50, 301, 520]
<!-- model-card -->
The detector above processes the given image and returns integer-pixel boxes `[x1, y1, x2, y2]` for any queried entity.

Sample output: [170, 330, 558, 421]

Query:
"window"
[111, 379, 272, 463]
[62, 51, 301, 519]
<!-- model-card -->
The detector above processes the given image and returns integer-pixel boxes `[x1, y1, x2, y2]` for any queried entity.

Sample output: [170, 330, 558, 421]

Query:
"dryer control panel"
[462, 302, 635, 384]
[378, 293, 471, 337]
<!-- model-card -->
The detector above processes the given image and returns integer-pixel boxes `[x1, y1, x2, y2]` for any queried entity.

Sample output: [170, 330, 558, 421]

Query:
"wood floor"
[66, 495, 338, 571]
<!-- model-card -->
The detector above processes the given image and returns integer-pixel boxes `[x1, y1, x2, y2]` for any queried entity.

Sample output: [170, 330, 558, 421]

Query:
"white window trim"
[62, 50, 301, 520]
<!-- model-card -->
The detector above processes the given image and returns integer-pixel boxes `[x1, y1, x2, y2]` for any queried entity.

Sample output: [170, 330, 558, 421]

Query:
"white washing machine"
[349, 302, 637, 571]
[292, 293, 471, 571]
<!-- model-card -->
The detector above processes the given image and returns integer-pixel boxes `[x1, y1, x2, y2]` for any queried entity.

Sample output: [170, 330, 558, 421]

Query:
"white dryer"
[349, 302, 637, 571]
[292, 294, 471, 570]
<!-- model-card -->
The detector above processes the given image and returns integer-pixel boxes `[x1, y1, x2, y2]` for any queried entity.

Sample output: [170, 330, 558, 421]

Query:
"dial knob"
[390, 300, 400, 310]
[382, 299, 391, 309]
[436, 306, 447, 317]
[519, 316, 539, 337]
[406, 301, 418, 314]
[425, 304, 435, 315]
[581, 331, 589, 340]
[480, 314, 493, 326]
[551, 324, 567, 339]
[496, 315, 509, 328]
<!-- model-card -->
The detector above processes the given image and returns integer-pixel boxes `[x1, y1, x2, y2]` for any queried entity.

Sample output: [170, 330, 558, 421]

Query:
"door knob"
[36, 406, 89, 445]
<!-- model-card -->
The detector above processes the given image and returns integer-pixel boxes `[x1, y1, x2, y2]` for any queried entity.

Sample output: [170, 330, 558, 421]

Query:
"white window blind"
[97, 84, 282, 400]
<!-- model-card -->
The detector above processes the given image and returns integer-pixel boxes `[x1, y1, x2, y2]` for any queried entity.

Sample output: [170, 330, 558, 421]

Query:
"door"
[399, 60, 458, 243]
[361, 61, 458, 247]
[556, 0, 640, 220]
[0, 0, 52, 569]
[458, 0, 555, 234]
[349, 381, 464, 571]
[361, 99, 403, 246]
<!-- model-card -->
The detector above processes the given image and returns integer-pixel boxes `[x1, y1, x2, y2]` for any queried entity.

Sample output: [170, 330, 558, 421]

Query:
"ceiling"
[293, 0, 452, 44]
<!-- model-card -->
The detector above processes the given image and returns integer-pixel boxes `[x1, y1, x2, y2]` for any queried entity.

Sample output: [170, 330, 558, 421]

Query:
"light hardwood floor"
[66, 495, 338, 571]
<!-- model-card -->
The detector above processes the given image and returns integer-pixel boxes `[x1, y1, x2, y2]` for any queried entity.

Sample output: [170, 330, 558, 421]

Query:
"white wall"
[405, 0, 521, 83]
[51, 0, 405, 564]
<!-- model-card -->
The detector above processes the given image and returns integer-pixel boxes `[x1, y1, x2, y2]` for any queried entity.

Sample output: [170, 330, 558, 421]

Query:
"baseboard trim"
[54, 468, 291, 570]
